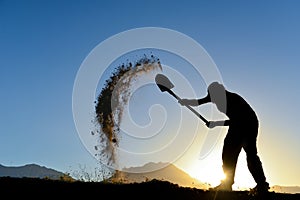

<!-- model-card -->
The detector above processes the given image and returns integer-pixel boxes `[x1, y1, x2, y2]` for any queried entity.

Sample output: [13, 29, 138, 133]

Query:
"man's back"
[222, 91, 258, 123]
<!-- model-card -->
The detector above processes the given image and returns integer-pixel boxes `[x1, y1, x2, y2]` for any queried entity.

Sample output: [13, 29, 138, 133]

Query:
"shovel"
[155, 74, 209, 125]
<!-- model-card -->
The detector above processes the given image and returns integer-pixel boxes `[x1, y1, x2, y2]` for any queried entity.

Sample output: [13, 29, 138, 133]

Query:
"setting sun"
[186, 156, 224, 187]
[184, 150, 256, 190]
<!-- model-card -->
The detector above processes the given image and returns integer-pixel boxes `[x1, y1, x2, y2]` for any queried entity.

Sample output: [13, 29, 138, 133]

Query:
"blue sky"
[1, 0, 300, 187]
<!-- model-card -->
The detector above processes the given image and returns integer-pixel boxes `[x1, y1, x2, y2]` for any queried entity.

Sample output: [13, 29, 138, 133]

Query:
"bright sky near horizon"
[1, 0, 300, 189]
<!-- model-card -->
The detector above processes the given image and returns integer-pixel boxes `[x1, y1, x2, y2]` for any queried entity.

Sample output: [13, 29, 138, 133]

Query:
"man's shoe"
[209, 182, 232, 191]
[250, 182, 270, 194]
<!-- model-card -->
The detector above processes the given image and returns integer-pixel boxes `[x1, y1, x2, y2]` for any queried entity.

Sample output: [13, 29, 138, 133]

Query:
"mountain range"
[1, 162, 299, 194]
[109, 162, 210, 189]
[109, 162, 300, 194]
[0, 163, 67, 180]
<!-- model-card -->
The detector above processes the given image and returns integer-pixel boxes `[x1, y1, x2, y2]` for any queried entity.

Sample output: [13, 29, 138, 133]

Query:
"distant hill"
[108, 162, 300, 194]
[109, 162, 210, 189]
[270, 185, 300, 194]
[0, 163, 69, 180]
[1, 163, 298, 194]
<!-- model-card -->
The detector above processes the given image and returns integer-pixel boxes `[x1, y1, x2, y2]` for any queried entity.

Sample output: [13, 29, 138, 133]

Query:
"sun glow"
[231, 151, 256, 190]
[184, 150, 256, 190]
[187, 158, 225, 187]
[175, 125, 257, 190]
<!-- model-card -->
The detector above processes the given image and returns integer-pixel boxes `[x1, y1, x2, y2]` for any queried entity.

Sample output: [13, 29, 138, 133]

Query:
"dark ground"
[0, 177, 299, 200]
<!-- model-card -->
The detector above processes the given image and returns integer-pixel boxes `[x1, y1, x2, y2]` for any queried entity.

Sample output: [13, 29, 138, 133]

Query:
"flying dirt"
[93, 54, 162, 168]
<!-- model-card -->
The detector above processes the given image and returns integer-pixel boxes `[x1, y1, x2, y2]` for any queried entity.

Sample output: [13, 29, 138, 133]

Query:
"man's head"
[207, 82, 227, 112]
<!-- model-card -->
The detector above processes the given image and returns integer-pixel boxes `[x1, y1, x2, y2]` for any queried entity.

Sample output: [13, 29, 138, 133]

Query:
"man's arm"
[179, 94, 210, 106]
[207, 120, 230, 128]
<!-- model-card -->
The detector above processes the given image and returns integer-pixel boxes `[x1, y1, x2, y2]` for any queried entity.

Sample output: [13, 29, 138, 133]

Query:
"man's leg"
[210, 129, 243, 191]
[243, 136, 269, 192]
[221, 133, 243, 187]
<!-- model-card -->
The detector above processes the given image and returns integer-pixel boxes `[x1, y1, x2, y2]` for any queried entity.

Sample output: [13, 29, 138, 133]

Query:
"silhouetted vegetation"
[68, 163, 113, 182]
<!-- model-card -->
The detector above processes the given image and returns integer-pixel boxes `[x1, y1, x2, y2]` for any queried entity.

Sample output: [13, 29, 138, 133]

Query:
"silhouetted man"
[178, 82, 269, 193]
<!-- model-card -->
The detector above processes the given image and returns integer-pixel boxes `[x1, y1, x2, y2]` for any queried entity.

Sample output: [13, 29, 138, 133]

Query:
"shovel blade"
[155, 74, 174, 92]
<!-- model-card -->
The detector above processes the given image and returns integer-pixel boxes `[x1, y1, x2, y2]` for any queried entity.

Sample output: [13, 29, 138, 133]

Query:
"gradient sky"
[1, 0, 300, 188]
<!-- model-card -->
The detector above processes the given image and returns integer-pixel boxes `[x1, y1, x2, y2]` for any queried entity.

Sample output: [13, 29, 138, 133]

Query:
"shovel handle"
[167, 89, 209, 125]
